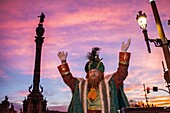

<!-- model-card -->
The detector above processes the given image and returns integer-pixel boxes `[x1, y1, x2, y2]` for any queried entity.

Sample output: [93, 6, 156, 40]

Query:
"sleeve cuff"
[58, 63, 71, 76]
[119, 52, 131, 65]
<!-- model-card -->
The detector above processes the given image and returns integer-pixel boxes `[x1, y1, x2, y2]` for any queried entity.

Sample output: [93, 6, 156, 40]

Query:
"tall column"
[23, 13, 47, 113]
[33, 18, 45, 92]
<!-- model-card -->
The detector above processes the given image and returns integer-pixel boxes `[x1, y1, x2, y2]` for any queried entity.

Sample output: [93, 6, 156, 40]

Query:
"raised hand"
[121, 39, 131, 52]
[57, 51, 68, 63]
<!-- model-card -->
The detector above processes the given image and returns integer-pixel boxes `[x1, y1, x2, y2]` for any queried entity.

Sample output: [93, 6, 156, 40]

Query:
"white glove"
[121, 39, 131, 52]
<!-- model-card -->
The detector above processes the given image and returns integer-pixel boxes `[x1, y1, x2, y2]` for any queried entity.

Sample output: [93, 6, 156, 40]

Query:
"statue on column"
[36, 13, 45, 37]
[38, 13, 45, 24]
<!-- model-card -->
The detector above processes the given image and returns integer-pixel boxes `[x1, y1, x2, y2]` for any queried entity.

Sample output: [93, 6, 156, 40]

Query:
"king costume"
[58, 48, 131, 113]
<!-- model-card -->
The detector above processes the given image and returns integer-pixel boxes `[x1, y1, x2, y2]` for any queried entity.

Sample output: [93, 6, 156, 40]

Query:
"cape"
[68, 74, 130, 113]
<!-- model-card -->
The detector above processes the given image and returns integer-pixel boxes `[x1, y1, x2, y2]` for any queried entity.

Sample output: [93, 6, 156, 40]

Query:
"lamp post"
[136, 0, 170, 86]
[136, 0, 170, 95]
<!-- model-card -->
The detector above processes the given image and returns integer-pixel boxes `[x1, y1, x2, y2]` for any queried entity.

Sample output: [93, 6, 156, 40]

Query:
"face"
[87, 69, 104, 90]
[88, 69, 100, 80]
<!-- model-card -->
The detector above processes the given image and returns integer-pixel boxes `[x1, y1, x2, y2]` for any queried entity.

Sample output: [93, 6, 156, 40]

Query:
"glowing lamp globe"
[136, 11, 147, 30]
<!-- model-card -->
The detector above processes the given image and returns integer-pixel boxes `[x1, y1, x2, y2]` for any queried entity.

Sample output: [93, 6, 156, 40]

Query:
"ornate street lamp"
[136, 0, 170, 93]
[136, 11, 151, 53]
[136, 11, 170, 53]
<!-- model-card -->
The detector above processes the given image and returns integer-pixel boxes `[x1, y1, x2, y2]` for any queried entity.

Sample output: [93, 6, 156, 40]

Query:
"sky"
[0, 0, 170, 112]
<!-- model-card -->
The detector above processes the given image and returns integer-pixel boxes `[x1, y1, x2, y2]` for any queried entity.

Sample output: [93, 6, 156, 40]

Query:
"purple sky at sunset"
[0, 0, 170, 112]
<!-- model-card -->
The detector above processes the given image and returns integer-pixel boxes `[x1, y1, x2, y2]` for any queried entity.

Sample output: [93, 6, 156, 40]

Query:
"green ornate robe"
[68, 74, 129, 113]
[58, 52, 131, 113]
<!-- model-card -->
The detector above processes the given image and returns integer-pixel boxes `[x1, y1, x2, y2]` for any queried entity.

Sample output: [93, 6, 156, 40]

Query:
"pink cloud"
[47, 6, 133, 29]
[1, 20, 36, 30]
[47, 105, 67, 112]
[16, 90, 29, 97]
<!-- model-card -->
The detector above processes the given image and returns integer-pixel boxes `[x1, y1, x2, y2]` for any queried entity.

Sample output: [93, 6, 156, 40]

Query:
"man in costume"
[57, 39, 131, 113]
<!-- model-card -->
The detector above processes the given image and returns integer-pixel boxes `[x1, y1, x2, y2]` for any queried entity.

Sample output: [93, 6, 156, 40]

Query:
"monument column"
[22, 13, 47, 113]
